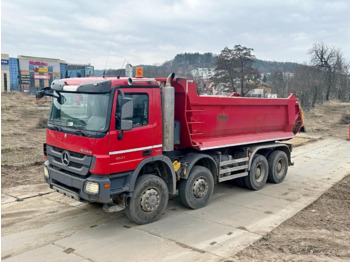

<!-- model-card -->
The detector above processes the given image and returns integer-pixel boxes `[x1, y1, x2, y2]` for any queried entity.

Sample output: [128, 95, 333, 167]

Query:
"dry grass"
[303, 101, 350, 138]
[339, 113, 350, 125]
[36, 117, 48, 129]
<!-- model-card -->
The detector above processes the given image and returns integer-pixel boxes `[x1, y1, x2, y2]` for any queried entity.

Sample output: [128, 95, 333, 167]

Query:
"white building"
[191, 68, 215, 80]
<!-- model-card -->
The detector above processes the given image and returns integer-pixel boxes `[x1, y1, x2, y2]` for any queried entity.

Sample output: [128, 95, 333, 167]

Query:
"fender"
[179, 153, 218, 181]
[128, 155, 176, 194]
[248, 143, 292, 170]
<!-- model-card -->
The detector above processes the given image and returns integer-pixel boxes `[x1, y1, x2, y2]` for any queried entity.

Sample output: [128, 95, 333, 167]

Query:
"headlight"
[44, 166, 49, 179]
[84, 182, 99, 195]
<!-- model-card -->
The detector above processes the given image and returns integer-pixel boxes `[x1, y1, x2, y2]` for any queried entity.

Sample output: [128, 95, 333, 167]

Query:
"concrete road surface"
[2, 137, 350, 262]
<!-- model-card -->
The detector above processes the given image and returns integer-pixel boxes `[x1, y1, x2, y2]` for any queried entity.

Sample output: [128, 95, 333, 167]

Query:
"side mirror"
[120, 97, 134, 120]
[120, 119, 133, 131]
[118, 95, 134, 140]
[36, 87, 58, 100]
[57, 95, 67, 105]
[36, 90, 45, 99]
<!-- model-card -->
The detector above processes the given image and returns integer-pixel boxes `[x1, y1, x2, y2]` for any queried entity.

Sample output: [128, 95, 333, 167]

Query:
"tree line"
[265, 42, 349, 110]
[210, 42, 349, 110]
[105, 43, 349, 111]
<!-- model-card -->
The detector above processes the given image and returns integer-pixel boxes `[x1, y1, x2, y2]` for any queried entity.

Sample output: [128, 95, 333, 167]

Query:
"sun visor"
[51, 80, 112, 93]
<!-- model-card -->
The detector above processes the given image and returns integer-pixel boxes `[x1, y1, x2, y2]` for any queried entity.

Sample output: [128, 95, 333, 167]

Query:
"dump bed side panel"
[173, 78, 303, 150]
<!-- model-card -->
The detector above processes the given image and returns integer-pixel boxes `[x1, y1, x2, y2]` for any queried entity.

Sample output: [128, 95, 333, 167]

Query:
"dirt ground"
[234, 174, 350, 262]
[302, 101, 350, 138]
[1, 92, 50, 188]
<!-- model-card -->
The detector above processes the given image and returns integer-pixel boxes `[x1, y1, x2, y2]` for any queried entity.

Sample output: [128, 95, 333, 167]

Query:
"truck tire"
[179, 166, 214, 209]
[126, 175, 169, 225]
[244, 154, 268, 190]
[267, 150, 288, 183]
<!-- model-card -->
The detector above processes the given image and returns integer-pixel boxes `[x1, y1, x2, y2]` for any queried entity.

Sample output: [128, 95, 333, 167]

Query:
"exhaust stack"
[162, 73, 175, 152]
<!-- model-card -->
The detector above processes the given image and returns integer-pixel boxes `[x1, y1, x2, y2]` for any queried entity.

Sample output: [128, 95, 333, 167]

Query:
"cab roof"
[51, 77, 166, 93]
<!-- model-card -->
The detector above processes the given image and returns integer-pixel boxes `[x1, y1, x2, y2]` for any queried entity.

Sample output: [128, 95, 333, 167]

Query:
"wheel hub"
[140, 188, 160, 212]
[277, 162, 282, 172]
[192, 177, 208, 198]
[255, 164, 265, 182]
[276, 160, 285, 176]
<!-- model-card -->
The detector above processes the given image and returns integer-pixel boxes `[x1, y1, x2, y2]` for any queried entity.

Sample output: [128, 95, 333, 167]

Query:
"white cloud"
[2, 0, 349, 68]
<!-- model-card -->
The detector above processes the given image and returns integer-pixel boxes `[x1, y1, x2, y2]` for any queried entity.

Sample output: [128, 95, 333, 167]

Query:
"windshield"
[49, 92, 110, 132]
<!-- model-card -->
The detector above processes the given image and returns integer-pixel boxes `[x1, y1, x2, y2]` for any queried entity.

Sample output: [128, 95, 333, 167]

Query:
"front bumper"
[44, 161, 131, 203]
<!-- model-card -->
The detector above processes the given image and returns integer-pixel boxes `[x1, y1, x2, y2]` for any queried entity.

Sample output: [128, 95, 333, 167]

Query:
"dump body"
[171, 78, 303, 151]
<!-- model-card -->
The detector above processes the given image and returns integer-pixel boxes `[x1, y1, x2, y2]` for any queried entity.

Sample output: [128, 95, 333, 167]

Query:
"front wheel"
[126, 175, 169, 224]
[179, 166, 214, 209]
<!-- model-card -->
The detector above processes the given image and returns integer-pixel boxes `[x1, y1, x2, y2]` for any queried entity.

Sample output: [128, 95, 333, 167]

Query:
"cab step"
[103, 202, 126, 213]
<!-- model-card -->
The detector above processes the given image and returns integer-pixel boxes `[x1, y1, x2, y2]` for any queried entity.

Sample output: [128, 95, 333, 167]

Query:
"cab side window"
[116, 93, 149, 129]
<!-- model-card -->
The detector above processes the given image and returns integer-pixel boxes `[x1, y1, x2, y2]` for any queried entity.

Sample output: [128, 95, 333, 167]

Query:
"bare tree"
[308, 42, 338, 101]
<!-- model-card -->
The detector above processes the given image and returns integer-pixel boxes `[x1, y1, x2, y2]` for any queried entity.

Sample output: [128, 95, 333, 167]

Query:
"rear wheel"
[244, 154, 268, 190]
[267, 150, 288, 183]
[126, 175, 168, 224]
[179, 166, 214, 209]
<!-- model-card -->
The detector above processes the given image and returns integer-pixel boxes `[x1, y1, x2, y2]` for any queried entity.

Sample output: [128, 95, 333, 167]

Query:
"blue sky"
[2, 0, 349, 69]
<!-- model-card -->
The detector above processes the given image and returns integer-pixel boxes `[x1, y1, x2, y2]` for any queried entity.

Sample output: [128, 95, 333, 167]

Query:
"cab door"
[109, 88, 161, 173]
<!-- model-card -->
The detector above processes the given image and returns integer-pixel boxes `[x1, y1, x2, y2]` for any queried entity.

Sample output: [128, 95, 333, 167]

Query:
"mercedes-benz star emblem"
[62, 151, 70, 166]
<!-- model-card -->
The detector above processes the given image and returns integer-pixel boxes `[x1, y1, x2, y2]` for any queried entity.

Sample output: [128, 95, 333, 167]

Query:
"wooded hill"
[95, 52, 300, 77]
[95, 48, 349, 111]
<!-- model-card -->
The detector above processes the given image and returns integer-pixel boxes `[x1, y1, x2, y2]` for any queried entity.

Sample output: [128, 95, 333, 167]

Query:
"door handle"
[142, 150, 152, 156]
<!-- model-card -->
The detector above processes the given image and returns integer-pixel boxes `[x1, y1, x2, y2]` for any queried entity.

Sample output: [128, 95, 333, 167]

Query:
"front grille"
[52, 146, 85, 158]
[47, 145, 93, 177]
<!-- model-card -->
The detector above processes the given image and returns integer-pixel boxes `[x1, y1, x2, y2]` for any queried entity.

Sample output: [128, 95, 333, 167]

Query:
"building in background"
[1, 54, 95, 93]
[191, 68, 214, 80]
[17, 55, 66, 94]
[67, 64, 94, 78]
[1, 54, 10, 92]
[9, 57, 20, 91]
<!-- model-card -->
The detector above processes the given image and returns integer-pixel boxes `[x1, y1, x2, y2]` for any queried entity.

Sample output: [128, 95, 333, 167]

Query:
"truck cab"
[42, 77, 174, 209]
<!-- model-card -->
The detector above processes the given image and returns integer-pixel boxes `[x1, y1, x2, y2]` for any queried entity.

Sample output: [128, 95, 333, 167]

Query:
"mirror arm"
[118, 130, 124, 140]
[118, 89, 125, 98]
[36, 87, 60, 99]
[45, 93, 59, 98]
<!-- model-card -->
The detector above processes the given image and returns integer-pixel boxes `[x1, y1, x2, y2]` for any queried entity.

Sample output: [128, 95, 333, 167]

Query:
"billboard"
[85, 65, 94, 77]
[36, 67, 48, 73]
[34, 75, 50, 80]
[19, 59, 60, 72]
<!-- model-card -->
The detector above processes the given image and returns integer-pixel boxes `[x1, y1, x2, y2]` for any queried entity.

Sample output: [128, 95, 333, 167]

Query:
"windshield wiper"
[68, 126, 92, 137]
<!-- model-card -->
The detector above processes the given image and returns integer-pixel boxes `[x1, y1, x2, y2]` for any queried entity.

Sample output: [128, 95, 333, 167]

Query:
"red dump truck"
[37, 73, 303, 224]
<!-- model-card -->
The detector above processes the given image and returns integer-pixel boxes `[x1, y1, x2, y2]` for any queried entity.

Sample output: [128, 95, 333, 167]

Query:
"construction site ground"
[1, 92, 350, 261]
